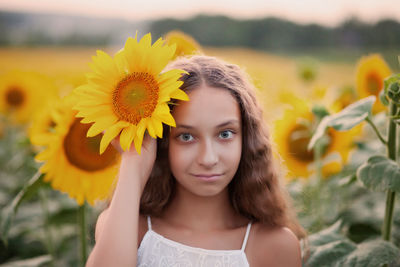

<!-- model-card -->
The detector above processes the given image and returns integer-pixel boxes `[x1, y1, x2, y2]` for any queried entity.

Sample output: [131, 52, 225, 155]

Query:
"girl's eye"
[178, 133, 194, 142]
[219, 130, 234, 139]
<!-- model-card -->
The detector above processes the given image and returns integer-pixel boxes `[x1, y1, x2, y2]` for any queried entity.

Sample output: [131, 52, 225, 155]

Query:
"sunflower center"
[45, 118, 56, 133]
[366, 72, 382, 95]
[48, 119, 56, 129]
[288, 123, 335, 163]
[112, 72, 159, 124]
[5, 86, 25, 107]
[288, 124, 314, 162]
[63, 119, 118, 172]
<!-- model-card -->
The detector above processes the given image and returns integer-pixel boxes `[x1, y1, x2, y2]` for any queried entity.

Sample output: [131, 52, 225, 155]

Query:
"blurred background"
[1, 1, 400, 266]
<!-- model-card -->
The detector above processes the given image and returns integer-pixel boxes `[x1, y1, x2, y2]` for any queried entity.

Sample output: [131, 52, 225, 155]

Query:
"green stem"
[38, 188, 55, 267]
[313, 139, 324, 230]
[382, 102, 397, 241]
[383, 191, 396, 241]
[365, 117, 387, 145]
[78, 203, 88, 267]
[314, 139, 324, 183]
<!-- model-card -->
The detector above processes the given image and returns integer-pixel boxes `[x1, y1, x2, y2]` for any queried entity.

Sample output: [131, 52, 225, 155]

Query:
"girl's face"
[168, 84, 242, 197]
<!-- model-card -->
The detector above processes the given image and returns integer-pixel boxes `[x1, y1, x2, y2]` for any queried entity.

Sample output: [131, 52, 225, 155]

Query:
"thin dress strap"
[241, 221, 252, 251]
[147, 216, 152, 231]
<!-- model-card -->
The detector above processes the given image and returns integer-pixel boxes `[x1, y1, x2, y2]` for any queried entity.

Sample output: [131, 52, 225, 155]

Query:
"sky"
[0, 0, 399, 26]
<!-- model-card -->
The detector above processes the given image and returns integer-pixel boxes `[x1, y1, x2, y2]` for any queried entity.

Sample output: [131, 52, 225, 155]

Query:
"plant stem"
[365, 117, 387, 145]
[314, 139, 324, 183]
[382, 102, 397, 241]
[38, 187, 55, 267]
[313, 139, 324, 231]
[78, 203, 88, 267]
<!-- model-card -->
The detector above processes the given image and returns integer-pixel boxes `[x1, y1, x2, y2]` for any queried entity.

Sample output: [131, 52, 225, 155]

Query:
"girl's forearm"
[86, 158, 144, 266]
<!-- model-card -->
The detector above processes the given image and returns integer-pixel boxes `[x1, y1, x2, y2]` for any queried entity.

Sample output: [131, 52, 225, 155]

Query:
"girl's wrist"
[119, 155, 148, 191]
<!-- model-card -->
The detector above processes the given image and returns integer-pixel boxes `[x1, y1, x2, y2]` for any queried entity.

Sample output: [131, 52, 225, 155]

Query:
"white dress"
[137, 216, 252, 267]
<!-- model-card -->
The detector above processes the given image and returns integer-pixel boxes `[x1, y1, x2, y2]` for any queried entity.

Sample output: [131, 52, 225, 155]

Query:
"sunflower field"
[0, 31, 400, 267]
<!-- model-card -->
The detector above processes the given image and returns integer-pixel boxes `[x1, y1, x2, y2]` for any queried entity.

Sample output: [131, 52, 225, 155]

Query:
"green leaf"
[306, 231, 400, 267]
[357, 155, 400, 192]
[312, 105, 330, 120]
[308, 96, 375, 150]
[0, 171, 44, 245]
[325, 95, 375, 130]
[307, 115, 330, 151]
[306, 240, 357, 267]
[308, 220, 344, 247]
[339, 239, 400, 267]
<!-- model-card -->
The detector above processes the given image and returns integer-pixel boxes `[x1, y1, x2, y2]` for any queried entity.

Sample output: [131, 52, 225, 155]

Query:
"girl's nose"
[197, 139, 218, 167]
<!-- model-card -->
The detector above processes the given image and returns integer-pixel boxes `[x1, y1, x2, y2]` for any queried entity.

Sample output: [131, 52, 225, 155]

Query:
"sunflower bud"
[387, 81, 400, 105]
[297, 58, 318, 83]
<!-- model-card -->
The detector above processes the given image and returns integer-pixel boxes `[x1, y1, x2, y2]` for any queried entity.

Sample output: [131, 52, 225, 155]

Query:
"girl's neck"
[161, 185, 246, 231]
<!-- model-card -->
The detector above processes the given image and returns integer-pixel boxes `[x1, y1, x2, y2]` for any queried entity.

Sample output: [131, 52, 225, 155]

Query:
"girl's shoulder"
[247, 223, 302, 267]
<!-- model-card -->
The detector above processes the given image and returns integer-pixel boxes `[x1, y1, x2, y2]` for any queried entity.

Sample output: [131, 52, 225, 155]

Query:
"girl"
[86, 55, 305, 267]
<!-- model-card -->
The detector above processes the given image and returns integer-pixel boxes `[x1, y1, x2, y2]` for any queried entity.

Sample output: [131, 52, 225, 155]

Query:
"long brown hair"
[140, 55, 305, 239]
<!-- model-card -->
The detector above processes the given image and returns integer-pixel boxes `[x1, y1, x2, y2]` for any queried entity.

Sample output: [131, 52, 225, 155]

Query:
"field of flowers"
[0, 32, 400, 266]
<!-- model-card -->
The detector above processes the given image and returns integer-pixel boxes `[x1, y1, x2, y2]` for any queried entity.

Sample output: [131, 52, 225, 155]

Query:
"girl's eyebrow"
[176, 119, 240, 129]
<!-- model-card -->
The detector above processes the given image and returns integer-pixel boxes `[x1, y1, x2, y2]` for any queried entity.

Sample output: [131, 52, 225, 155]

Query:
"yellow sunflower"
[73, 33, 189, 154]
[356, 54, 391, 113]
[29, 99, 61, 147]
[332, 85, 357, 111]
[164, 30, 202, 59]
[273, 94, 359, 179]
[35, 94, 121, 205]
[0, 71, 58, 124]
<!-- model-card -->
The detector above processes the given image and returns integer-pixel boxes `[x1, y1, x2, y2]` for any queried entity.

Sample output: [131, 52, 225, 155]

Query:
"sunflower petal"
[87, 116, 118, 137]
[125, 36, 142, 72]
[133, 119, 147, 154]
[152, 118, 163, 138]
[76, 106, 113, 119]
[136, 119, 146, 139]
[154, 103, 170, 114]
[90, 50, 119, 79]
[87, 122, 105, 137]
[146, 118, 157, 138]
[80, 117, 95, 124]
[35, 149, 52, 162]
[158, 69, 186, 86]
[100, 121, 129, 154]
[170, 89, 189, 101]
[158, 82, 184, 102]
[139, 33, 152, 50]
[39, 163, 50, 174]
[75, 84, 109, 99]
[146, 38, 174, 75]
[114, 49, 129, 76]
[120, 124, 136, 151]
[39, 162, 51, 173]
[155, 112, 176, 127]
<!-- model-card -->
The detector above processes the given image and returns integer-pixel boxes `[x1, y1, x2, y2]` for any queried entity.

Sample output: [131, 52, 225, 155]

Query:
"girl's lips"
[192, 174, 222, 181]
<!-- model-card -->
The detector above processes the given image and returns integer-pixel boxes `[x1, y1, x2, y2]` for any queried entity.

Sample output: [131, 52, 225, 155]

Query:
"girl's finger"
[110, 135, 123, 154]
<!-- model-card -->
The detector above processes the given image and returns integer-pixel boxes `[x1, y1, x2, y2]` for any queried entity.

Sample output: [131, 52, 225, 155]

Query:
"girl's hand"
[111, 133, 157, 191]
